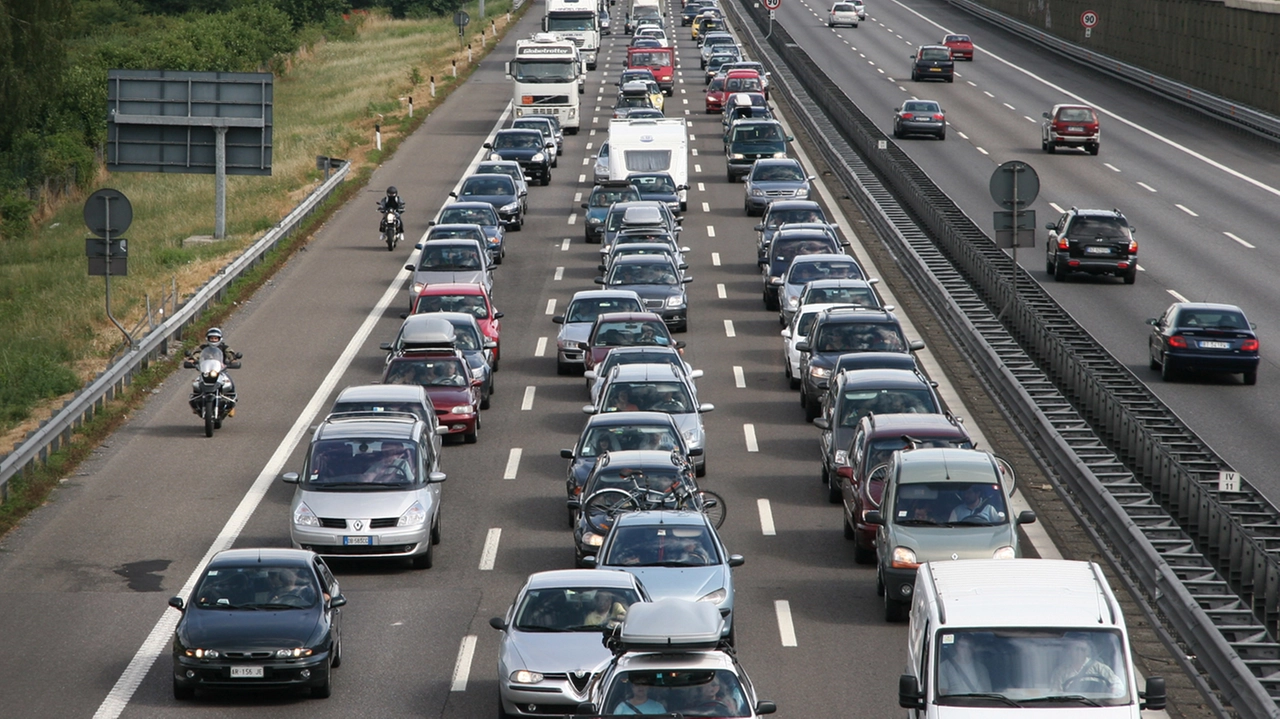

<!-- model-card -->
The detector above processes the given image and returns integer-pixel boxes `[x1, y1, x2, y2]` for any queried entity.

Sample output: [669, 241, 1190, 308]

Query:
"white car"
[781, 303, 855, 389]
[634, 25, 670, 47]
[827, 0, 863, 26]
[593, 142, 610, 185]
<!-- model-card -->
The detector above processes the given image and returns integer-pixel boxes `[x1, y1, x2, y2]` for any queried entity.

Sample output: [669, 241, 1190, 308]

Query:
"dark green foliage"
[0, 0, 73, 150]
[0, 341, 82, 430]
[388, 0, 460, 19]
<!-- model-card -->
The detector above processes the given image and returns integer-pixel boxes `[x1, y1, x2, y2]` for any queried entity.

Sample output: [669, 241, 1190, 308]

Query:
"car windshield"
[804, 286, 877, 306]
[384, 357, 470, 387]
[603, 381, 695, 414]
[1058, 108, 1094, 122]
[417, 245, 483, 271]
[934, 629, 1130, 706]
[609, 263, 680, 286]
[1066, 218, 1128, 240]
[302, 438, 422, 490]
[508, 59, 577, 84]
[631, 175, 678, 193]
[771, 237, 837, 268]
[428, 227, 483, 242]
[193, 565, 321, 610]
[732, 124, 785, 143]
[753, 164, 805, 182]
[447, 323, 482, 351]
[604, 524, 719, 567]
[330, 401, 430, 423]
[513, 586, 644, 632]
[439, 207, 497, 226]
[921, 47, 951, 60]
[604, 669, 751, 717]
[580, 425, 682, 456]
[629, 51, 672, 67]
[414, 293, 489, 318]
[838, 389, 937, 427]
[814, 322, 906, 352]
[724, 76, 761, 92]
[795, 311, 820, 337]
[567, 297, 644, 322]
[833, 2, 855, 9]
[788, 260, 862, 283]
[767, 208, 825, 227]
[594, 320, 672, 347]
[591, 186, 642, 207]
[708, 76, 724, 91]
[866, 437, 973, 473]
[493, 132, 544, 150]
[545, 14, 593, 31]
[461, 176, 515, 196]
[892, 481, 1009, 526]
[1175, 309, 1249, 329]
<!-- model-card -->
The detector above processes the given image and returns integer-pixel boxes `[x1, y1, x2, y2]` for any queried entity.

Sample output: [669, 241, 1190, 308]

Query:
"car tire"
[1053, 257, 1068, 282]
[876, 569, 885, 596]
[431, 513, 442, 545]
[696, 458, 706, 478]
[843, 512, 856, 540]
[1088, 143, 1100, 156]
[173, 680, 195, 701]
[1123, 267, 1137, 285]
[1045, 253, 1055, 274]
[884, 592, 908, 622]
[541, 172, 551, 187]
[464, 420, 479, 444]
[480, 389, 491, 410]
[852, 22, 859, 27]
[826, 20, 833, 26]
[1244, 370, 1258, 386]
[827, 476, 841, 503]
[1046, 141, 1056, 154]
[725, 622, 736, 647]
[1149, 352, 1160, 370]
[946, 75, 954, 83]
[804, 395, 820, 422]
[510, 219, 522, 232]
[911, 71, 918, 81]
[1160, 357, 1176, 382]
[855, 542, 877, 565]
[727, 170, 735, 182]
[789, 374, 800, 390]
[892, 126, 901, 139]
[551, 156, 558, 168]
[331, 636, 343, 668]
[311, 666, 333, 698]
[938, 129, 946, 141]
[411, 540, 434, 569]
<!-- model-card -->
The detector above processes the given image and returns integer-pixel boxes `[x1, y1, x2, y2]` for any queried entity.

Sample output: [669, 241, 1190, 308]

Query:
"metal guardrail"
[0, 161, 350, 503]
[721, 0, 1280, 714]
[946, 0, 1280, 141]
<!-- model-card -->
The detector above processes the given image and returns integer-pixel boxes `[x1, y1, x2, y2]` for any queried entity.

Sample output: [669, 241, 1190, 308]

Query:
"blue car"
[436, 202, 506, 264]
[582, 182, 642, 243]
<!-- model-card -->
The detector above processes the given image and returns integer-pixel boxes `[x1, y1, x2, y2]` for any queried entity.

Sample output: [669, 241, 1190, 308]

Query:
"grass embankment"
[0, 0, 528, 532]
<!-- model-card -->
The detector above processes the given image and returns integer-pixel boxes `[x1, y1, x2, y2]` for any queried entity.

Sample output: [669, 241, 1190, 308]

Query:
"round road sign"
[763, 0, 781, 11]
[989, 160, 1039, 208]
[1080, 10, 1098, 28]
[83, 188, 133, 238]
[454, 10, 470, 28]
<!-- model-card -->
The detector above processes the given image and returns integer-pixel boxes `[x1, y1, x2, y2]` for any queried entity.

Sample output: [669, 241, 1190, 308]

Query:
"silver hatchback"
[827, 1, 862, 26]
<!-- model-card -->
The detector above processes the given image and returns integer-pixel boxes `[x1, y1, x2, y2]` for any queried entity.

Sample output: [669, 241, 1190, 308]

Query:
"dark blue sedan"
[1148, 302, 1260, 384]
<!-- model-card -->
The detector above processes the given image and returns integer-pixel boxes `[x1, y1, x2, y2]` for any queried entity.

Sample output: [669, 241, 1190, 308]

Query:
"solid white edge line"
[451, 635, 479, 690]
[535, 337, 548, 357]
[733, 366, 746, 388]
[758, 498, 777, 536]
[744, 424, 759, 452]
[479, 528, 502, 571]
[503, 448, 523, 480]
[775, 600, 798, 646]
[521, 386, 537, 411]
[90, 102, 519, 719]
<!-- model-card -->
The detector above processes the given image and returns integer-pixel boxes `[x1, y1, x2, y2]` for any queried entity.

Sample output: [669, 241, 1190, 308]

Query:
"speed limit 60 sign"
[763, 0, 780, 10]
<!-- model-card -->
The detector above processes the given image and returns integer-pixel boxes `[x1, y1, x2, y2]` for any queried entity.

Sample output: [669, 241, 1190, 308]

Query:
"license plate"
[1068, 126, 1084, 132]
[231, 666, 264, 678]
[929, 67, 941, 71]
[1200, 341, 1230, 349]
[1084, 246, 1111, 254]
[343, 536, 371, 546]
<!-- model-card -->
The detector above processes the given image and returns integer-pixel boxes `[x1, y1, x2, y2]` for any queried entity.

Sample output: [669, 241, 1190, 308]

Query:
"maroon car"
[837, 413, 972, 564]
[941, 33, 973, 61]
[382, 352, 481, 443]
[582, 311, 685, 373]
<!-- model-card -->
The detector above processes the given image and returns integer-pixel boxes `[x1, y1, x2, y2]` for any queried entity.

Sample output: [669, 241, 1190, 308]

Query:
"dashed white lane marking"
[967, 80, 977, 86]
[697, 182, 706, 191]
[977, 147, 989, 155]
[712, 252, 721, 266]
[554, 266, 564, 281]
[702, 201, 711, 212]
[1175, 204, 1198, 217]
[724, 319, 736, 337]
[578, 174, 586, 183]
[1137, 181, 1158, 192]
[561, 238, 571, 251]
[503, 449, 523, 480]
[545, 299, 557, 315]
[584, 143, 593, 151]
[983, 90, 994, 98]
[1168, 289, 1190, 303]
[692, 148, 699, 156]
[957, 131, 969, 140]
[573, 192, 583, 202]
[744, 423, 758, 452]
[733, 366, 746, 388]
[707, 225, 716, 237]
[451, 635, 479, 690]
[717, 283, 727, 298]
[1003, 102, 1016, 110]
[690, 134, 697, 141]
[589, 129, 596, 136]
[581, 157, 590, 166]
[1225, 231, 1255, 248]
[775, 600, 798, 646]
[758, 499, 777, 536]
[568, 214, 577, 225]
[1049, 202, 1065, 214]
[521, 386, 536, 411]
[1104, 163, 1121, 172]
[535, 337, 547, 357]
[1024, 115, 1036, 123]
[695, 164, 702, 172]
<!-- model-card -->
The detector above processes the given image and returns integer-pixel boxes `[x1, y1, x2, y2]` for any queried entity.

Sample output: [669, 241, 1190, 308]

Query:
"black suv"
[483, 129, 553, 186]
[1044, 207, 1138, 284]
[755, 200, 826, 263]
[910, 45, 954, 82]
[796, 307, 923, 420]
[760, 226, 847, 310]
[725, 119, 792, 182]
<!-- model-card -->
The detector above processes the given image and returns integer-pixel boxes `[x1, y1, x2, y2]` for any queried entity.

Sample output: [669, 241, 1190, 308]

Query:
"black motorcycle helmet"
[387, 186, 399, 198]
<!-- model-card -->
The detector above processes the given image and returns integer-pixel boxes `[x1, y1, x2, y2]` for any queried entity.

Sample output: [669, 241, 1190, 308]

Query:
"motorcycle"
[183, 345, 242, 437]
[379, 204, 404, 251]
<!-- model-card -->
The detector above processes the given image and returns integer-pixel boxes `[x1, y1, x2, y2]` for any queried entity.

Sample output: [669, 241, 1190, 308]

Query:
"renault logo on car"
[353, 520, 364, 531]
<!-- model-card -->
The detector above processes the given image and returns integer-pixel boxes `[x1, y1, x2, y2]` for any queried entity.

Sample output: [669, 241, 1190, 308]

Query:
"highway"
[766, 0, 1280, 503]
[0, 0, 1223, 716]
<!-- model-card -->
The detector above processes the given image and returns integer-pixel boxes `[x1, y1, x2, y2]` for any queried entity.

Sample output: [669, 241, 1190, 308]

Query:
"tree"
[0, 0, 72, 151]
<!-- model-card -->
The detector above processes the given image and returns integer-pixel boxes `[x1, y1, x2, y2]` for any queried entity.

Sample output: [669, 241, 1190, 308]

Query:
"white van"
[899, 559, 1166, 717]
[607, 118, 689, 210]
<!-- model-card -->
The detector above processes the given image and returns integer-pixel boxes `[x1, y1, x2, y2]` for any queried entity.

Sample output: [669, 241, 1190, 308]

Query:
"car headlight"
[531, 153, 545, 162]
[891, 546, 919, 568]
[411, 282, 426, 294]
[588, 216, 603, 225]
[511, 670, 545, 684]
[834, 450, 848, 465]
[809, 366, 831, 378]
[772, 151, 788, 158]
[184, 648, 221, 659]
[796, 188, 810, 198]
[500, 202, 520, 213]
[398, 501, 428, 527]
[993, 546, 1016, 560]
[698, 588, 727, 603]
[293, 502, 320, 527]
[665, 295, 685, 308]
[750, 188, 765, 197]
[470, 365, 485, 379]
[786, 296, 799, 307]
[730, 153, 745, 159]
[489, 153, 503, 161]
[451, 405, 475, 415]
[274, 647, 314, 659]
[683, 429, 701, 447]
[585, 532, 605, 546]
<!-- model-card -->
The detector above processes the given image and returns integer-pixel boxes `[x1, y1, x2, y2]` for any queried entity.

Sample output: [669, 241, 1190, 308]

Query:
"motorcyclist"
[190, 327, 240, 415]
[377, 186, 407, 238]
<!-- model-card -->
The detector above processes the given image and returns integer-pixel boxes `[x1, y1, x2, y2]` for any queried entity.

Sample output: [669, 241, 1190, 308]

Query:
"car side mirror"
[436, 425, 451, 435]
[329, 594, 347, 609]
[795, 340, 811, 352]
[728, 554, 745, 567]
[552, 315, 565, 324]
[581, 202, 589, 209]
[561, 449, 576, 459]
[1041, 111, 1051, 119]
[909, 340, 926, 351]
[494, 311, 504, 319]
[566, 499, 582, 510]
[546, 142, 555, 148]
[580, 556, 597, 568]
[428, 471, 447, 483]
[787, 136, 794, 141]
[598, 264, 608, 272]
[226, 361, 241, 370]
[399, 312, 409, 319]
[583, 405, 598, 414]
[675, 341, 687, 349]
[768, 277, 783, 286]
[756, 701, 777, 715]
[489, 617, 508, 631]
[168, 596, 185, 611]
[688, 447, 704, 457]
[813, 417, 830, 430]
[593, 276, 606, 285]
[1044, 222, 1056, 230]
[698, 403, 715, 413]
[519, 190, 528, 197]
[483, 340, 497, 349]
[282, 472, 300, 484]
[865, 510, 884, 525]
[754, 224, 764, 231]
[1142, 676, 1167, 711]
[404, 264, 415, 271]
[448, 191, 458, 198]
[584, 370, 598, 380]
[690, 369, 703, 379]
[483, 142, 493, 148]
[681, 246, 691, 252]
[379, 342, 393, 351]
[869, 277, 881, 285]
[1017, 510, 1038, 525]
[682, 276, 693, 283]
[899, 674, 925, 709]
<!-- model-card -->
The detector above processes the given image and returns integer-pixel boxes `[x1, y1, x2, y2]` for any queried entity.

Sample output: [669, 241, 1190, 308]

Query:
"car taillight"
[1242, 339, 1260, 351]
[1169, 336, 1188, 348]
[900, 113, 914, 120]
[1128, 239, 1138, 253]
[932, 113, 945, 121]
[1058, 238, 1070, 251]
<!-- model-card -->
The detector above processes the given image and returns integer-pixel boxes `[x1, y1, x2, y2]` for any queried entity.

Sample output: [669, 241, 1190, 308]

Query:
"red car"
[722, 69, 764, 99]
[627, 46, 674, 95]
[581, 312, 684, 373]
[705, 75, 728, 114]
[411, 283, 503, 368]
[941, 33, 973, 61]
[382, 352, 481, 443]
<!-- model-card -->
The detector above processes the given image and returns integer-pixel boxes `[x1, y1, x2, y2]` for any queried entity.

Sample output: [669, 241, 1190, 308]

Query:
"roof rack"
[325, 410, 421, 422]
[604, 599, 726, 655]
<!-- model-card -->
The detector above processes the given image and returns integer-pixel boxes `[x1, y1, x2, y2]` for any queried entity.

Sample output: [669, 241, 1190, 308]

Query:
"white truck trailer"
[607, 118, 689, 210]
[543, 0, 599, 70]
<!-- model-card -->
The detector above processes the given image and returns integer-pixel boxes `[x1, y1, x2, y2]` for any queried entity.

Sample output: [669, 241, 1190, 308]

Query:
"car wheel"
[843, 512, 856, 539]
[1123, 267, 1137, 285]
[937, 129, 946, 141]
[789, 374, 800, 390]
[821, 464, 829, 485]
[1244, 370, 1258, 386]
[852, 22, 859, 27]
[727, 170, 735, 182]
[331, 636, 343, 668]
[696, 458, 706, 477]
[431, 513, 442, 544]
[1160, 356, 1176, 382]
[1041, 138, 1049, 151]
[876, 568, 885, 595]
[855, 542, 877, 565]
[411, 539, 434, 569]
[1088, 143, 1100, 156]
[892, 125, 901, 139]
[884, 592, 908, 622]
[567, 506, 577, 529]
[510, 219, 522, 232]
[1045, 253, 1055, 274]
[1149, 350, 1160, 370]
[311, 666, 333, 698]
[911, 71, 918, 81]
[1052, 257, 1068, 282]
[946, 75, 954, 83]
[464, 420, 479, 444]
[541, 172, 551, 187]
[173, 680, 195, 701]
[826, 20, 833, 26]
[1046, 141, 1056, 154]
[724, 622, 736, 647]
[551, 155, 558, 168]
[804, 395, 820, 422]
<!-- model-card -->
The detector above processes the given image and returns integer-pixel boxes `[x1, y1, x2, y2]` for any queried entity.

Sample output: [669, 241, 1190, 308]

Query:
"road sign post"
[762, 0, 779, 38]
[989, 160, 1040, 318]
[84, 188, 135, 348]
[454, 10, 470, 47]
[1080, 10, 1098, 37]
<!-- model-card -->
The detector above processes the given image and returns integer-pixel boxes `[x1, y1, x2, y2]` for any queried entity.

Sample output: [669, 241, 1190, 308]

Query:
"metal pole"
[765, 10, 775, 40]
[215, 126, 227, 240]
[101, 197, 133, 348]
[1007, 167, 1020, 320]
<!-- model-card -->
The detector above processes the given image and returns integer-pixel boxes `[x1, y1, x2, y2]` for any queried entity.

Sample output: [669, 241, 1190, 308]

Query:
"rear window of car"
[1066, 217, 1129, 240]
[814, 321, 906, 352]
[1174, 309, 1249, 329]
[838, 389, 937, 427]
[833, 3, 855, 10]
[1058, 107, 1096, 123]
[944, 35, 970, 43]
[805, 286, 877, 306]
[768, 208, 826, 227]
[903, 101, 939, 113]
[920, 48, 951, 61]
[568, 297, 644, 322]
[787, 260, 862, 283]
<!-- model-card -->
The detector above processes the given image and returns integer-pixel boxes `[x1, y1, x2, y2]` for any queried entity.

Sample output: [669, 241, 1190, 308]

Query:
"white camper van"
[899, 559, 1166, 717]
[607, 118, 689, 210]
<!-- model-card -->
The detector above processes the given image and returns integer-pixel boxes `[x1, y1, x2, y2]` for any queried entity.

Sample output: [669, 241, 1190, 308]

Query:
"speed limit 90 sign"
[1080, 10, 1098, 28]
[763, 0, 781, 10]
